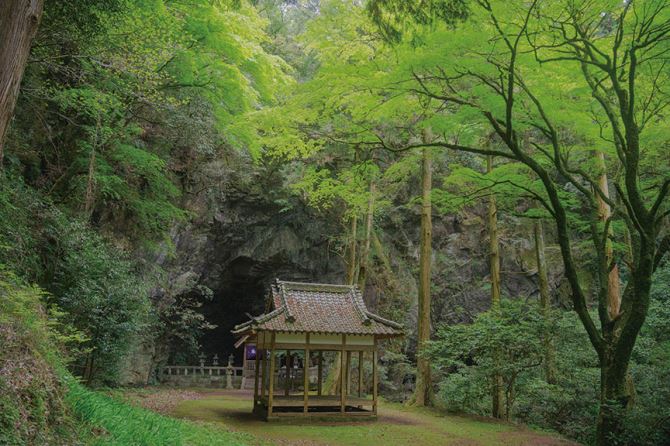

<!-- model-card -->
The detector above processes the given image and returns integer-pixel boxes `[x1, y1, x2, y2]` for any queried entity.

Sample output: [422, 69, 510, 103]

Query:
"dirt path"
[123, 388, 580, 446]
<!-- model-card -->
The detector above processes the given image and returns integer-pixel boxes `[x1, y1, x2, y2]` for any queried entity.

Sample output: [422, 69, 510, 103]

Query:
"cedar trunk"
[346, 215, 358, 286]
[0, 0, 44, 165]
[533, 219, 557, 384]
[328, 213, 360, 395]
[487, 155, 504, 418]
[414, 146, 432, 406]
[357, 180, 376, 290]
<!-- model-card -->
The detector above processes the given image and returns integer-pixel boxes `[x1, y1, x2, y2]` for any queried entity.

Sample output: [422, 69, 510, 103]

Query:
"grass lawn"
[67, 382, 253, 446]
[123, 388, 579, 446]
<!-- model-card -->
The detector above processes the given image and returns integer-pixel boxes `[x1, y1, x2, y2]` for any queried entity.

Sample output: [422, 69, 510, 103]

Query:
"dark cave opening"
[199, 256, 269, 366]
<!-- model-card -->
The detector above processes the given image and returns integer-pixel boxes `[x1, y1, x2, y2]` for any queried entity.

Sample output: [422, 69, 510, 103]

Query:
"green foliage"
[0, 175, 153, 386]
[50, 222, 152, 386]
[9, 0, 291, 246]
[65, 379, 251, 446]
[153, 272, 216, 366]
[367, 0, 470, 43]
[0, 271, 81, 445]
[429, 300, 551, 417]
[430, 288, 670, 445]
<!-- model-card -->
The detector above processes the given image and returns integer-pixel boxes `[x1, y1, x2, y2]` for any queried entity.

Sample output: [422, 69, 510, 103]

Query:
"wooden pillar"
[358, 350, 363, 397]
[303, 333, 310, 414]
[260, 349, 266, 399]
[317, 351, 323, 396]
[268, 333, 276, 418]
[340, 334, 346, 413]
[285, 350, 292, 396]
[373, 338, 378, 415]
[254, 345, 260, 405]
[345, 350, 352, 396]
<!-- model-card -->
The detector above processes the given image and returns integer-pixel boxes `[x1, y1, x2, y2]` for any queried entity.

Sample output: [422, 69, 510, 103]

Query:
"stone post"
[226, 354, 234, 389]
[199, 352, 205, 374]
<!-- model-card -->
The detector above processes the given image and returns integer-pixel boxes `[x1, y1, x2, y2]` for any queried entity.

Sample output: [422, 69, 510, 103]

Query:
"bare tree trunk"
[595, 151, 621, 319]
[357, 180, 376, 291]
[83, 115, 100, 217]
[487, 155, 504, 418]
[346, 215, 358, 286]
[534, 219, 557, 384]
[0, 0, 44, 166]
[84, 146, 96, 215]
[414, 145, 433, 406]
[328, 211, 360, 395]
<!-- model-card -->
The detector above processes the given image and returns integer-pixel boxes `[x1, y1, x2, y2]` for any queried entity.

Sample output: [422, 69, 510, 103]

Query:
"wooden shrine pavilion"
[232, 279, 404, 419]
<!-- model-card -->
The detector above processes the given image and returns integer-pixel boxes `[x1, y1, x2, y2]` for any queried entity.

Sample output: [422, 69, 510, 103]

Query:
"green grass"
[65, 380, 253, 446]
[170, 391, 577, 446]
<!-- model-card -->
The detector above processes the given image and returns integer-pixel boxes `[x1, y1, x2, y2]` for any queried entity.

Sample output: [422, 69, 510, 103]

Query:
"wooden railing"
[161, 365, 244, 377]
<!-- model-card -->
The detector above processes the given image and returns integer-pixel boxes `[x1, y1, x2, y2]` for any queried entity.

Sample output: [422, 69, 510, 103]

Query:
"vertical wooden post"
[358, 350, 363, 397]
[304, 333, 310, 414]
[340, 335, 346, 413]
[373, 338, 378, 415]
[345, 350, 352, 396]
[260, 349, 266, 399]
[285, 350, 292, 396]
[254, 345, 260, 405]
[268, 333, 276, 418]
[317, 351, 323, 396]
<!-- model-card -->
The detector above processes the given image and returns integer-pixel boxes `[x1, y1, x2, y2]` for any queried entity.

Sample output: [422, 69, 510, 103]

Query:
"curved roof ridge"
[350, 286, 372, 325]
[277, 280, 295, 322]
[232, 306, 285, 334]
[364, 310, 404, 330]
[278, 280, 352, 293]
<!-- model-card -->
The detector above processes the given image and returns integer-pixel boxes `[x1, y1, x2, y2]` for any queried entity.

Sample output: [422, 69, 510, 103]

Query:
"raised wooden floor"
[255, 394, 376, 419]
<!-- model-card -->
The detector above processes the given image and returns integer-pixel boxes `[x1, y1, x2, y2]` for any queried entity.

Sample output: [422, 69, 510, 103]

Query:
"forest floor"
[117, 388, 580, 446]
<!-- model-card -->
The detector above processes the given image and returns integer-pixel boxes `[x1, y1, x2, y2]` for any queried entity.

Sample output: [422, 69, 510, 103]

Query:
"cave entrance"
[199, 256, 269, 366]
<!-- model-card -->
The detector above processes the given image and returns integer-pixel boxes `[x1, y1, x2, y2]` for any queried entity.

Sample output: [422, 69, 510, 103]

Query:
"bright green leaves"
[14, 0, 295, 245]
[169, 1, 293, 132]
[50, 83, 187, 242]
[291, 161, 380, 220]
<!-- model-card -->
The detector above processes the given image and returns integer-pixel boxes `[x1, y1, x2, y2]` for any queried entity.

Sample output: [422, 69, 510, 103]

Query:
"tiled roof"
[232, 279, 403, 336]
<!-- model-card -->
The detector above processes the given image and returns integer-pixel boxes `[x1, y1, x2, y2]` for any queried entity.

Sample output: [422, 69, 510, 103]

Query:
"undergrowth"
[66, 378, 252, 446]
[1, 268, 252, 445]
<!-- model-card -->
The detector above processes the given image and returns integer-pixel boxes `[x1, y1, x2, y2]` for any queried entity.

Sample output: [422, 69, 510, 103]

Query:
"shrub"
[0, 271, 80, 445]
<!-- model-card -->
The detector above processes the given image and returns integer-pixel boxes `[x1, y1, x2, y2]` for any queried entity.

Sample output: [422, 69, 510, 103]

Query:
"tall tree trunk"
[83, 114, 101, 218]
[487, 155, 504, 418]
[595, 151, 621, 319]
[357, 180, 376, 291]
[533, 219, 557, 384]
[414, 145, 433, 406]
[346, 215, 358, 286]
[84, 146, 96, 216]
[0, 0, 44, 166]
[598, 344, 634, 445]
[327, 212, 359, 395]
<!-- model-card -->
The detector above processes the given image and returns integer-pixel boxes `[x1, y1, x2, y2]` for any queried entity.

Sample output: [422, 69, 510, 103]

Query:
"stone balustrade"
[159, 355, 244, 388]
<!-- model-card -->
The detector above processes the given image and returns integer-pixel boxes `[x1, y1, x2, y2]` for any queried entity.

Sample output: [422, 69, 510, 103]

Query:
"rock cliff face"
[120, 160, 569, 385]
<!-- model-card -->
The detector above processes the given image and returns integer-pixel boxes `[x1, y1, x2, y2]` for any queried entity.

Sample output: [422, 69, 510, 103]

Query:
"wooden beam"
[358, 350, 363, 397]
[340, 334, 346, 413]
[270, 342, 373, 351]
[268, 333, 276, 418]
[373, 337, 378, 415]
[317, 351, 323, 396]
[304, 333, 310, 414]
[285, 350, 292, 396]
